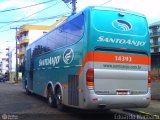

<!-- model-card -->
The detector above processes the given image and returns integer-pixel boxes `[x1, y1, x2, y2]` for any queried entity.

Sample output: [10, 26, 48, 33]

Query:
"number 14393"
[115, 56, 132, 62]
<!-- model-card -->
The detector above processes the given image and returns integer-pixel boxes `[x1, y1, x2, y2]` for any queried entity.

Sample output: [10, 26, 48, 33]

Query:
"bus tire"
[48, 87, 56, 107]
[55, 87, 66, 111]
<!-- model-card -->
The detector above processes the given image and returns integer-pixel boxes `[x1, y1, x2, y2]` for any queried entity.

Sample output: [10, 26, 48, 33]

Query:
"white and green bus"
[23, 6, 151, 111]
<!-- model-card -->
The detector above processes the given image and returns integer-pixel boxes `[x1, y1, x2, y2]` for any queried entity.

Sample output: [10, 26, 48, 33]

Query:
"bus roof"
[84, 6, 145, 17]
[26, 6, 146, 50]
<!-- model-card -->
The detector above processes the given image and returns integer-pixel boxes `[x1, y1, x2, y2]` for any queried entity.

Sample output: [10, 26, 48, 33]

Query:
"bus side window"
[30, 13, 84, 58]
[64, 14, 84, 45]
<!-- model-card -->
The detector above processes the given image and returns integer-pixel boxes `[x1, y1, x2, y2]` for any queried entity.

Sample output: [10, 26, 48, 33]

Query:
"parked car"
[3, 76, 9, 81]
[0, 75, 4, 82]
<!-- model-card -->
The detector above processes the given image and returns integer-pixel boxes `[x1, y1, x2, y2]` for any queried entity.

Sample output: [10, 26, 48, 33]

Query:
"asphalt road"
[0, 82, 152, 120]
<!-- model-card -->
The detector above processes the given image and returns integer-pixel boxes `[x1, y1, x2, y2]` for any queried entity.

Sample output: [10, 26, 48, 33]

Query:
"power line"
[64, 3, 72, 10]
[101, 0, 113, 5]
[15, 12, 69, 25]
[0, 0, 62, 30]
[0, 0, 55, 13]
[1, 41, 13, 44]
[0, 12, 70, 32]
[25, 12, 70, 24]
[0, 13, 69, 24]
[0, 28, 11, 32]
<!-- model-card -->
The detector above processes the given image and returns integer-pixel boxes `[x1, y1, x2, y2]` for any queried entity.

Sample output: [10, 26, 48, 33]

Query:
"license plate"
[116, 90, 130, 95]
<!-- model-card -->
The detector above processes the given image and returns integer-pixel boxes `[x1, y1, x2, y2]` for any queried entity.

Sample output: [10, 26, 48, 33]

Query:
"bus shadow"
[22, 92, 116, 120]
[63, 107, 115, 120]
[22, 91, 48, 104]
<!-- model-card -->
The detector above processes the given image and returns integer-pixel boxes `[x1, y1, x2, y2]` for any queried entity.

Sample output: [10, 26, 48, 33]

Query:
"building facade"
[17, 17, 66, 66]
[149, 21, 160, 99]
[17, 25, 51, 65]
[0, 48, 11, 75]
[149, 21, 160, 53]
[4, 47, 16, 82]
[0, 47, 15, 78]
[0, 59, 2, 74]
[1, 58, 8, 74]
[149, 21, 160, 80]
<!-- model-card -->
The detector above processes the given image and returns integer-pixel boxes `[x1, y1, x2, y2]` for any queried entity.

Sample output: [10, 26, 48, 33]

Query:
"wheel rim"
[48, 95, 52, 104]
[57, 89, 62, 105]
[25, 85, 27, 89]
[48, 89, 52, 104]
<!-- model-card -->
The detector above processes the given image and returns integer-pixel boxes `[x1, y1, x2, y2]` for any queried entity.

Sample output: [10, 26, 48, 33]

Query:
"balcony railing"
[17, 44, 20, 49]
[19, 51, 25, 57]
[151, 44, 160, 48]
[6, 58, 9, 62]
[19, 38, 29, 45]
[150, 32, 160, 37]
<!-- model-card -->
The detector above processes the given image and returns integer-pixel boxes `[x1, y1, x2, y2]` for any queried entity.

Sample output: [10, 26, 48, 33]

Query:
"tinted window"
[63, 14, 84, 45]
[31, 13, 84, 57]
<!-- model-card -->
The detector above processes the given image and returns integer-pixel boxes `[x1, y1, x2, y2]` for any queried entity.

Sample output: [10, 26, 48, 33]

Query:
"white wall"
[1, 58, 8, 74]
[28, 30, 49, 44]
[7, 47, 16, 72]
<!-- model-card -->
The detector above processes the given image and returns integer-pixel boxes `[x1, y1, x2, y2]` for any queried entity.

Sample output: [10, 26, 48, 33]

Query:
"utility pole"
[62, 0, 77, 15]
[10, 27, 19, 83]
[71, 0, 77, 15]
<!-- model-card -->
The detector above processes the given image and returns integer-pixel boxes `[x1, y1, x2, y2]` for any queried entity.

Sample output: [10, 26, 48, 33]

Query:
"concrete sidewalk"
[126, 100, 160, 117]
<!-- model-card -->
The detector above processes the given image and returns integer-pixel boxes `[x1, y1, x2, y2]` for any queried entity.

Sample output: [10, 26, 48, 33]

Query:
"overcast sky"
[0, 0, 160, 57]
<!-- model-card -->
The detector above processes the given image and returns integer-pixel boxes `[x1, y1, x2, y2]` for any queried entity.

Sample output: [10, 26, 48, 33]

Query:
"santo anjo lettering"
[39, 55, 61, 67]
[97, 36, 146, 47]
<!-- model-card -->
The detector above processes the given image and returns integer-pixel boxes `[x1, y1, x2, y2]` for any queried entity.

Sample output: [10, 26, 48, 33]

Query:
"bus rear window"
[91, 10, 148, 36]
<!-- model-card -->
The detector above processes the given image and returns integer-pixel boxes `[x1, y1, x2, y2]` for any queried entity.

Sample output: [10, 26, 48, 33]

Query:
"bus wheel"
[48, 87, 56, 107]
[56, 88, 66, 111]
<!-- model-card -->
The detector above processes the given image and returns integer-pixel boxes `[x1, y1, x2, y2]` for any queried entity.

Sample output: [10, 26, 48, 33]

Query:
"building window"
[23, 31, 28, 37]
[153, 38, 158, 45]
[43, 31, 47, 34]
[150, 39, 153, 45]
[154, 47, 159, 52]
[152, 27, 158, 33]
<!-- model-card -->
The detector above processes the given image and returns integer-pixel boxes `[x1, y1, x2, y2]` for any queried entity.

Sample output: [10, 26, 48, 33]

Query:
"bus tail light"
[86, 68, 94, 87]
[148, 71, 151, 88]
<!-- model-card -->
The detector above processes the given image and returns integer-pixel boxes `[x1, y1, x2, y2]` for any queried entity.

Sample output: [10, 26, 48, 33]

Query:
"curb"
[123, 109, 160, 120]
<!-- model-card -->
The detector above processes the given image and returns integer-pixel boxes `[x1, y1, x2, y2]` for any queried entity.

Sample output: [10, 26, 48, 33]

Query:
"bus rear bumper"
[84, 90, 151, 109]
